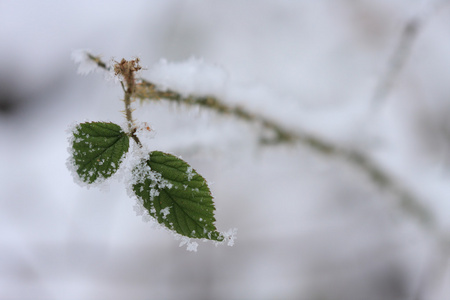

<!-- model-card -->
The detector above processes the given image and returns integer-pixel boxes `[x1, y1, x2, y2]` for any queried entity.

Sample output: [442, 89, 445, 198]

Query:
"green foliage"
[132, 151, 223, 241]
[69, 123, 224, 243]
[71, 122, 129, 184]
[69, 57, 231, 248]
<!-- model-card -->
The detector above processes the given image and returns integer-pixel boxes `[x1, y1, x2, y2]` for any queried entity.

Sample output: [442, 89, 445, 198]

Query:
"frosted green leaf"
[132, 151, 223, 241]
[71, 122, 129, 184]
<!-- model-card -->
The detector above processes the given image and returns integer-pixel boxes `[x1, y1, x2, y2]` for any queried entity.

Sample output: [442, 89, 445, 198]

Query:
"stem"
[121, 77, 142, 146]
[87, 53, 108, 69]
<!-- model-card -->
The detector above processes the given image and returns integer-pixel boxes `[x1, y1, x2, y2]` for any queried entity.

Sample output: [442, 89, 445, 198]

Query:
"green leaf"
[71, 122, 129, 184]
[132, 151, 223, 241]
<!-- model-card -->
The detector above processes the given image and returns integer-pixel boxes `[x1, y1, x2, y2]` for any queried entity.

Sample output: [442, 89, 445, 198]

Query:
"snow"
[134, 121, 156, 143]
[160, 207, 170, 219]
[2, 1, 450, 299]
[179, 237, 199, 252]
[71, 49, 98, 76]
[186, 166, 195, 181]
[145, 57, 229, 97]
[130, 157, 173, 196]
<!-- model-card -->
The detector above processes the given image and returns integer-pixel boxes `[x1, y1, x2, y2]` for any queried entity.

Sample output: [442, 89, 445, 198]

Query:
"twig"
[113, 58, 142, 146]
[372, 17, 421, 106]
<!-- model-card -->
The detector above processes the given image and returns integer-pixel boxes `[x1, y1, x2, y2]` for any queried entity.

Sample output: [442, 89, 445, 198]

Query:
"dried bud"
[114, 58, 142, 92]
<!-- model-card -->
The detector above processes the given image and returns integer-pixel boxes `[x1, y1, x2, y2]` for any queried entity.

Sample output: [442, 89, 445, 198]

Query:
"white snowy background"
[1, 1, 450, 299]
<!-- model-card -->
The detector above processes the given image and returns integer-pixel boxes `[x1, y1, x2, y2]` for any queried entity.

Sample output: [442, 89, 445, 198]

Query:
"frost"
[211, 228, 238, 247]
[133, 198, 145, 216]
[160, 207, 170, 219]
[186, 166, 194, 181]
[134, 121, 156, 143]
[142, 214, 152, 223]
[146, 57, 229, 97]
[71, 49, 98, 75]
[178, 237, 199, 252]
[66, 123, 92, 188]
[131, 160, 173, 202]
[106, 57, 123, 84]
[222, 228, 238, 247]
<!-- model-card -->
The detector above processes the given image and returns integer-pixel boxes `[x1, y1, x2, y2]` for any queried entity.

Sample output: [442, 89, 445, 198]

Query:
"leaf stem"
[123, 83, 142, 146]
[115, 61, 142, 147]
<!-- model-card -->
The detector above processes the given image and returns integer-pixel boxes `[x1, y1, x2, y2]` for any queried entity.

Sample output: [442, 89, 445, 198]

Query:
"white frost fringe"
[71, 49, 98, 76]
[131, 194, 237, 252]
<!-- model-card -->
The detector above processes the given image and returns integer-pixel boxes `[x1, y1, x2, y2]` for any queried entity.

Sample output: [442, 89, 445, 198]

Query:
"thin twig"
[372, 1, 450, 107]
[372, 17, 421, 106]
[122, 82, 141, 145]
[114, 59, 142, 146]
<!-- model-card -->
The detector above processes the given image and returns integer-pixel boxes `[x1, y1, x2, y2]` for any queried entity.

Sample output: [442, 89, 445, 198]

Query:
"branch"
[113, 58, 142, 146]
[87, 54, 434, 231]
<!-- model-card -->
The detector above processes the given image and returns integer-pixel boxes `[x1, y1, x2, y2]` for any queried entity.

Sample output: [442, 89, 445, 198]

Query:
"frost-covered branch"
[136, 79, 434, 229]
[86, 54, 434, 232]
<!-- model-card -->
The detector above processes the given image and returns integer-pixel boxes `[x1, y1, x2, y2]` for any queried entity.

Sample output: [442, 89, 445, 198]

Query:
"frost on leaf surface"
[132, 151, 223, 241]
[71, 122, 129, 184]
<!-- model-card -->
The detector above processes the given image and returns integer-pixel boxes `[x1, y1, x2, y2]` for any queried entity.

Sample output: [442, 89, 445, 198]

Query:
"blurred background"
[1, 0, 450, 299]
